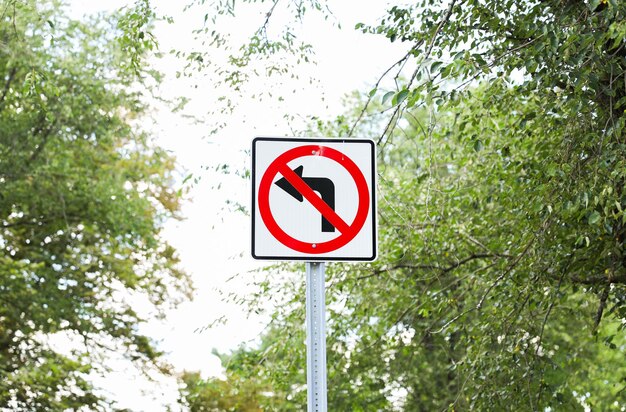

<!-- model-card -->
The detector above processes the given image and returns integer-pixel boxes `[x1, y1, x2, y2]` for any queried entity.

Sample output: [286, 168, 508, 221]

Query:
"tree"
[179, 328, 301, 412]
[0, 0, 191, 409]
[180, 0, 626, 410]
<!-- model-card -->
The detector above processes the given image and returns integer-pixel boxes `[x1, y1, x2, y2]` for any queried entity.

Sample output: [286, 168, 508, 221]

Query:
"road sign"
[252, 137, 376, 261]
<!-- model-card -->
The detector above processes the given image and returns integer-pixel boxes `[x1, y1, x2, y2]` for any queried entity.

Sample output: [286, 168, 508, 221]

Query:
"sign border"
[251, 137, 377, 261]
[258, 144, 369, 254]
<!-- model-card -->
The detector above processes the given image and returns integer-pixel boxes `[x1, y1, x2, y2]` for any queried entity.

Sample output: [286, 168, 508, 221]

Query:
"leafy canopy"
[0, 0, 190, 409]
[179, 0, 626, 410]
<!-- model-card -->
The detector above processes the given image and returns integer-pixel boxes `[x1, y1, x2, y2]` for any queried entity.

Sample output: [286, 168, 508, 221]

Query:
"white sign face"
[251, 137, 377, 261]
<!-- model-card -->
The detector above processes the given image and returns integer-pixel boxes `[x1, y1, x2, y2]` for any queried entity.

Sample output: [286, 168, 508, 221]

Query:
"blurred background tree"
[0, 0, 191, 409]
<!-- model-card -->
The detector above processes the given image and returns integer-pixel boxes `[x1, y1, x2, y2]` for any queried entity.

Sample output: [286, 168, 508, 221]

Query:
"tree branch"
[441, 253, 507, 274]
[0, 66, 17, 110]
[424, 0, 458, 62]
[476, 239, 535, 310]
[593, 282, 610, 333]
[358, 252, 509, 281]
[348, 47, 418, 137]
[570, 272, 626, 285]
[28, 117, 58, 164]
[377, 0, 460, 146]
[260, 0, 281, 36]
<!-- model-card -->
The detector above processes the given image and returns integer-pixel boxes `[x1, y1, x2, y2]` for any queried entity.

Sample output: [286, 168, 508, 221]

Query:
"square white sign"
[251, 137, 377, 261]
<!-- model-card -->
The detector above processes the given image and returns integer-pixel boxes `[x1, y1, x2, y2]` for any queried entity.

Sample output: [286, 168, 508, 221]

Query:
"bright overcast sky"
[68, 0, 405, 409]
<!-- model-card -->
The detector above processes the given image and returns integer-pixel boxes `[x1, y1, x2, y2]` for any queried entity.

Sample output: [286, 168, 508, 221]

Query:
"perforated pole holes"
[306, 262, 327, 412]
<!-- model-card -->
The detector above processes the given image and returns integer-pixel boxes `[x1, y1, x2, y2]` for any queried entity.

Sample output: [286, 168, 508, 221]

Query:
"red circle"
[258, 145, 369, 254]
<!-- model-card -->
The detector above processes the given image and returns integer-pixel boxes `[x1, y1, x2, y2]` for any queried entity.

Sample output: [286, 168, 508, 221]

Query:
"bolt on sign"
[251, 137, 377, 261]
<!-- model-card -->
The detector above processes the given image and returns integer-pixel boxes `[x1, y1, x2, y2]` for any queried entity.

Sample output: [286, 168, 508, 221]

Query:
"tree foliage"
[0, 0, 190, 409]
[180, 0, 626, 410]
[179, 328, 301, 412]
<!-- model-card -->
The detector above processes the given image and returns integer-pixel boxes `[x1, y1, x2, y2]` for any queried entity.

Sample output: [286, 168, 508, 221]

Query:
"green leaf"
[430, 61, 443, 73]
[473, 139, 482, 152]
[588, 211, 601, 225]
[381, 91, 395, 105]
[440, 63, 454, 79]
[392, 89, 409, 106]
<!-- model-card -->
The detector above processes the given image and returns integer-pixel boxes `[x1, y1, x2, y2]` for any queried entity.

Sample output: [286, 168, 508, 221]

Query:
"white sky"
[68, 0, 406, 410]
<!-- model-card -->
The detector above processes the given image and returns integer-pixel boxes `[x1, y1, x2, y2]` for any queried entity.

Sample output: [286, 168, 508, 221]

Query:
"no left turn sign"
[251, 137, 377, 261]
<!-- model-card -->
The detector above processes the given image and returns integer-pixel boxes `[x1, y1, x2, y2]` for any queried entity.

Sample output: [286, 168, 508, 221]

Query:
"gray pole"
[306, 262, 327, 412]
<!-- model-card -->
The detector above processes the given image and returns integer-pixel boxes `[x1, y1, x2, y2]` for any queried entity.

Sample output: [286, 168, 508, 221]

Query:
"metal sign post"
[306, 262, 327, 412]
[251, 137, 378, 410]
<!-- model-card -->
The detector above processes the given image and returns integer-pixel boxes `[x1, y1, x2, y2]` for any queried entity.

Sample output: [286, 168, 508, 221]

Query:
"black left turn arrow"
[275, 165, 336, 232]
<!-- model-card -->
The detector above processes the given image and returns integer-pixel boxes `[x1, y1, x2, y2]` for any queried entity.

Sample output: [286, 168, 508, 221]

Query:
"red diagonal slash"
[277, 163, 350, 234]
